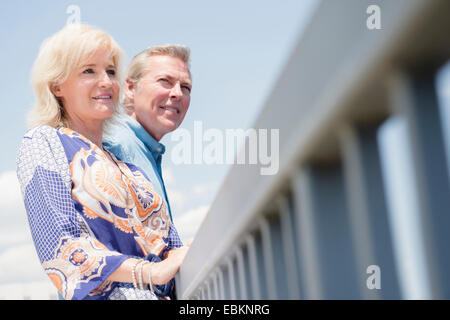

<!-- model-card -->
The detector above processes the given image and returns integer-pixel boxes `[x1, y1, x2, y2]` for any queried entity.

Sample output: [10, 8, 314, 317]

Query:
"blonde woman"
[16, 24, 189, 300]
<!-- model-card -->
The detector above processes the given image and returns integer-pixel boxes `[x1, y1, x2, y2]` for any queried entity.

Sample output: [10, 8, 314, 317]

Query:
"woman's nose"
[99, 71, 113, 88]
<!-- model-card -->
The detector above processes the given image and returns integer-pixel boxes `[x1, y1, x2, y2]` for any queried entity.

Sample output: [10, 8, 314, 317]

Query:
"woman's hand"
[145, 238, 193, 285]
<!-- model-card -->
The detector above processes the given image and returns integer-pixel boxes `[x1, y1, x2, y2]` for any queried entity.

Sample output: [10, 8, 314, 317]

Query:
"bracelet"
[137, 260, 146, 290]
[146, 262, 154, 292]
[131, 259, 141, 290]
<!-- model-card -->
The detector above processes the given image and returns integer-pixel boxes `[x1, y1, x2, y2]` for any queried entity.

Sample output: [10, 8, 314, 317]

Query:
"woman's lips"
[92, 95, 113, 101]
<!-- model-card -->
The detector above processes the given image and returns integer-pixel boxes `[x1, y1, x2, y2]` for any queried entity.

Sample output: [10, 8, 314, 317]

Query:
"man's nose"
[170, 82, 183, 99]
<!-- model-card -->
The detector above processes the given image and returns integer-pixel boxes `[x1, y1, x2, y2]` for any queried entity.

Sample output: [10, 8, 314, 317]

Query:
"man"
[104, 44, 192, 224]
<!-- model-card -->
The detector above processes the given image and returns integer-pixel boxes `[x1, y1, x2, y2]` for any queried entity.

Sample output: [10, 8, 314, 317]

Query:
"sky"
[0, 0, 449, 300]
[0, 0, 319, 299]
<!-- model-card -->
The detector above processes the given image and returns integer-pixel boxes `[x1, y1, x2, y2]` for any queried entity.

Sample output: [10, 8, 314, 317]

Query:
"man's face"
[128, 55, 192, 141]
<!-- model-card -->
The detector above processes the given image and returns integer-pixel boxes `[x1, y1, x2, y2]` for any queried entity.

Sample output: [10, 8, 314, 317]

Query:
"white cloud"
[168, 181, 218, 216]
[192, 181, 219, 196]
[174, 205, 209, 243]
[0, 170, 31, 249]
[0, 227, 32, 249]
[0, 170, 51, 298]
[0, 243, 44, 283]
[0, 170, 25, 221]
[162, 166, 175, 186]
[0, 281, 56, 300]
[166, 186, 188, 214]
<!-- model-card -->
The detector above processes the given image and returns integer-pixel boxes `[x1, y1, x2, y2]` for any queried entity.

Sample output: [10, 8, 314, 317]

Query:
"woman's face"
[54, 48, 119, 126]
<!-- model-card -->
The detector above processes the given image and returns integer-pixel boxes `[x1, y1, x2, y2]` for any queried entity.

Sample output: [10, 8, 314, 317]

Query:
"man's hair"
[121, 44, 191, 109]
[28, 23, 124, 130]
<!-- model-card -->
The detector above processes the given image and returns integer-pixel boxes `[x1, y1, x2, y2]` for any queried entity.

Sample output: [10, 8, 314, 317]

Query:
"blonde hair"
[28, 24, 124, 129]
[121, 44, 191, 109]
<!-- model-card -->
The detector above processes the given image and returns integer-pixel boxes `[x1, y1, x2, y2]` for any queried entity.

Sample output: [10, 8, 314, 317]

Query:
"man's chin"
[155, 122, 179, 139]
[160, 118, 180, 131]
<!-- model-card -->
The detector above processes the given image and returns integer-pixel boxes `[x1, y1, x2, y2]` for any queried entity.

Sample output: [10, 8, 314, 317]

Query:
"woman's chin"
[95, 104, 116, 119]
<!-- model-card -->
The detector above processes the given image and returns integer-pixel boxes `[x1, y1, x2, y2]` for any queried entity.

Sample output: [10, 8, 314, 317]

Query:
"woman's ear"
[50, 83, 62, 97]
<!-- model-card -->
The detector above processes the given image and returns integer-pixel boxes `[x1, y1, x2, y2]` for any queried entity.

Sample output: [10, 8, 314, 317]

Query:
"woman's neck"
[68, 119, 104, 149]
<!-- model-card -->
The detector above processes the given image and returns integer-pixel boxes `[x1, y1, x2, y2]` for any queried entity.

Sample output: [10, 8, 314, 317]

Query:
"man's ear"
[124, 78, 136, 104]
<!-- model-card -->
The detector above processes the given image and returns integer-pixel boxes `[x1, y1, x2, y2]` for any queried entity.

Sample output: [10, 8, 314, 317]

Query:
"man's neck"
[130, 113, 162, 141]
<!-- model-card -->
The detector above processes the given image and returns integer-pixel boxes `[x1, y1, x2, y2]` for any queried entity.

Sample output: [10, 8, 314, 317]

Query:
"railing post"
[226, 257, 237, 300]
[258, 217, 278, 299]
[278, 195, 301, 299]
[291, 166, 323, 299]
[212, 270, 220, 300]
[217, 267, 226, 300]
[245, 234, 261, 300]
[339, 123, 401, 299]
[293, 163, 360, 299]
[389, 70, 450, 299]
[235, 246, 248, 300]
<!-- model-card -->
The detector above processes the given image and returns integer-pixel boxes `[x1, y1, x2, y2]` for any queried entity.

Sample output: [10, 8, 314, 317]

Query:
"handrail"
[176, 0, 450, 299]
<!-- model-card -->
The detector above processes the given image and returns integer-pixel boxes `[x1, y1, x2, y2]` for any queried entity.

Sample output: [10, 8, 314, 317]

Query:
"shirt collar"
[125, 116, 166, 160]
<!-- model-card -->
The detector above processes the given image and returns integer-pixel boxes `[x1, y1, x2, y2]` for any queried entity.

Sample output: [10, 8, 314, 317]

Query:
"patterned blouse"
[16, 126, 183, 300]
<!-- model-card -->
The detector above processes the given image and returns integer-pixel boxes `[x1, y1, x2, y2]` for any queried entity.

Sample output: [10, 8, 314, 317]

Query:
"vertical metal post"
[200, 285, 206, 300]
[259, 216, 278, 299]
[235, 246, 248, 299]
[339, 123, 401, 299]
[213, 270, 220, 300]
[294, 163, 359, 299]
[245, 234, 261, 299]
[291, 166, 323, 299]
[218, 267, 226, 300]
[278, 195, 301, 299]
[389, 70, 450, 298]
[227, 257, 237, 300]
[206, 279, 212, 300]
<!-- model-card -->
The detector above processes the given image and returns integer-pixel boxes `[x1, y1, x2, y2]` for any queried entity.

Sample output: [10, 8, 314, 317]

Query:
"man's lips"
[160, 105, 180, 114]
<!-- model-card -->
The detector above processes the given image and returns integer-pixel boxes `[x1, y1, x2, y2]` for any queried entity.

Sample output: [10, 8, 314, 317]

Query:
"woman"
[16, 24, 189, 300]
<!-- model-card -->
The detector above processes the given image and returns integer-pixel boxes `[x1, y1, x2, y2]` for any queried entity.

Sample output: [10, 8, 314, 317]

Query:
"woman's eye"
[107, 69, 116, 76]
[82, 68, 94, 74]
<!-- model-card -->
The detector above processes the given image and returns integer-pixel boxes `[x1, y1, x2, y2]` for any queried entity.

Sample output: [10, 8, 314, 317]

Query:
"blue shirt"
[103, 115, 173, 222]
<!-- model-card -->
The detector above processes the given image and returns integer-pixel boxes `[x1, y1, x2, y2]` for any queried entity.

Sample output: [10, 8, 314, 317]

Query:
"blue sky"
[0, 0, 318, 298]
[0, 0, 319, 210]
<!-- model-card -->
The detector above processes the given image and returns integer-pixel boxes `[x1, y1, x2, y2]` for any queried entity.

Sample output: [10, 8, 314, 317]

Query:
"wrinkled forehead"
[144, 54, 191, 80]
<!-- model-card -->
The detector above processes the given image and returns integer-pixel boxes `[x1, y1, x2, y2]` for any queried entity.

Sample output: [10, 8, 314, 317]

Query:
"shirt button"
[156, 148, 162, 152]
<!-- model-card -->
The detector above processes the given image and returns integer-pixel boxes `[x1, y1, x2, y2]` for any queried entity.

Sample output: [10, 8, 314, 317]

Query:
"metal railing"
[176, 0, 450, 299]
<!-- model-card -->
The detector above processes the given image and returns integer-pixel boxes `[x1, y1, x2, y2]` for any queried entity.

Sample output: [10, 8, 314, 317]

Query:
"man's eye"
[159, 78, 169, 83]
[83, 68, 94, 74]
[182, 85, 191, 93]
